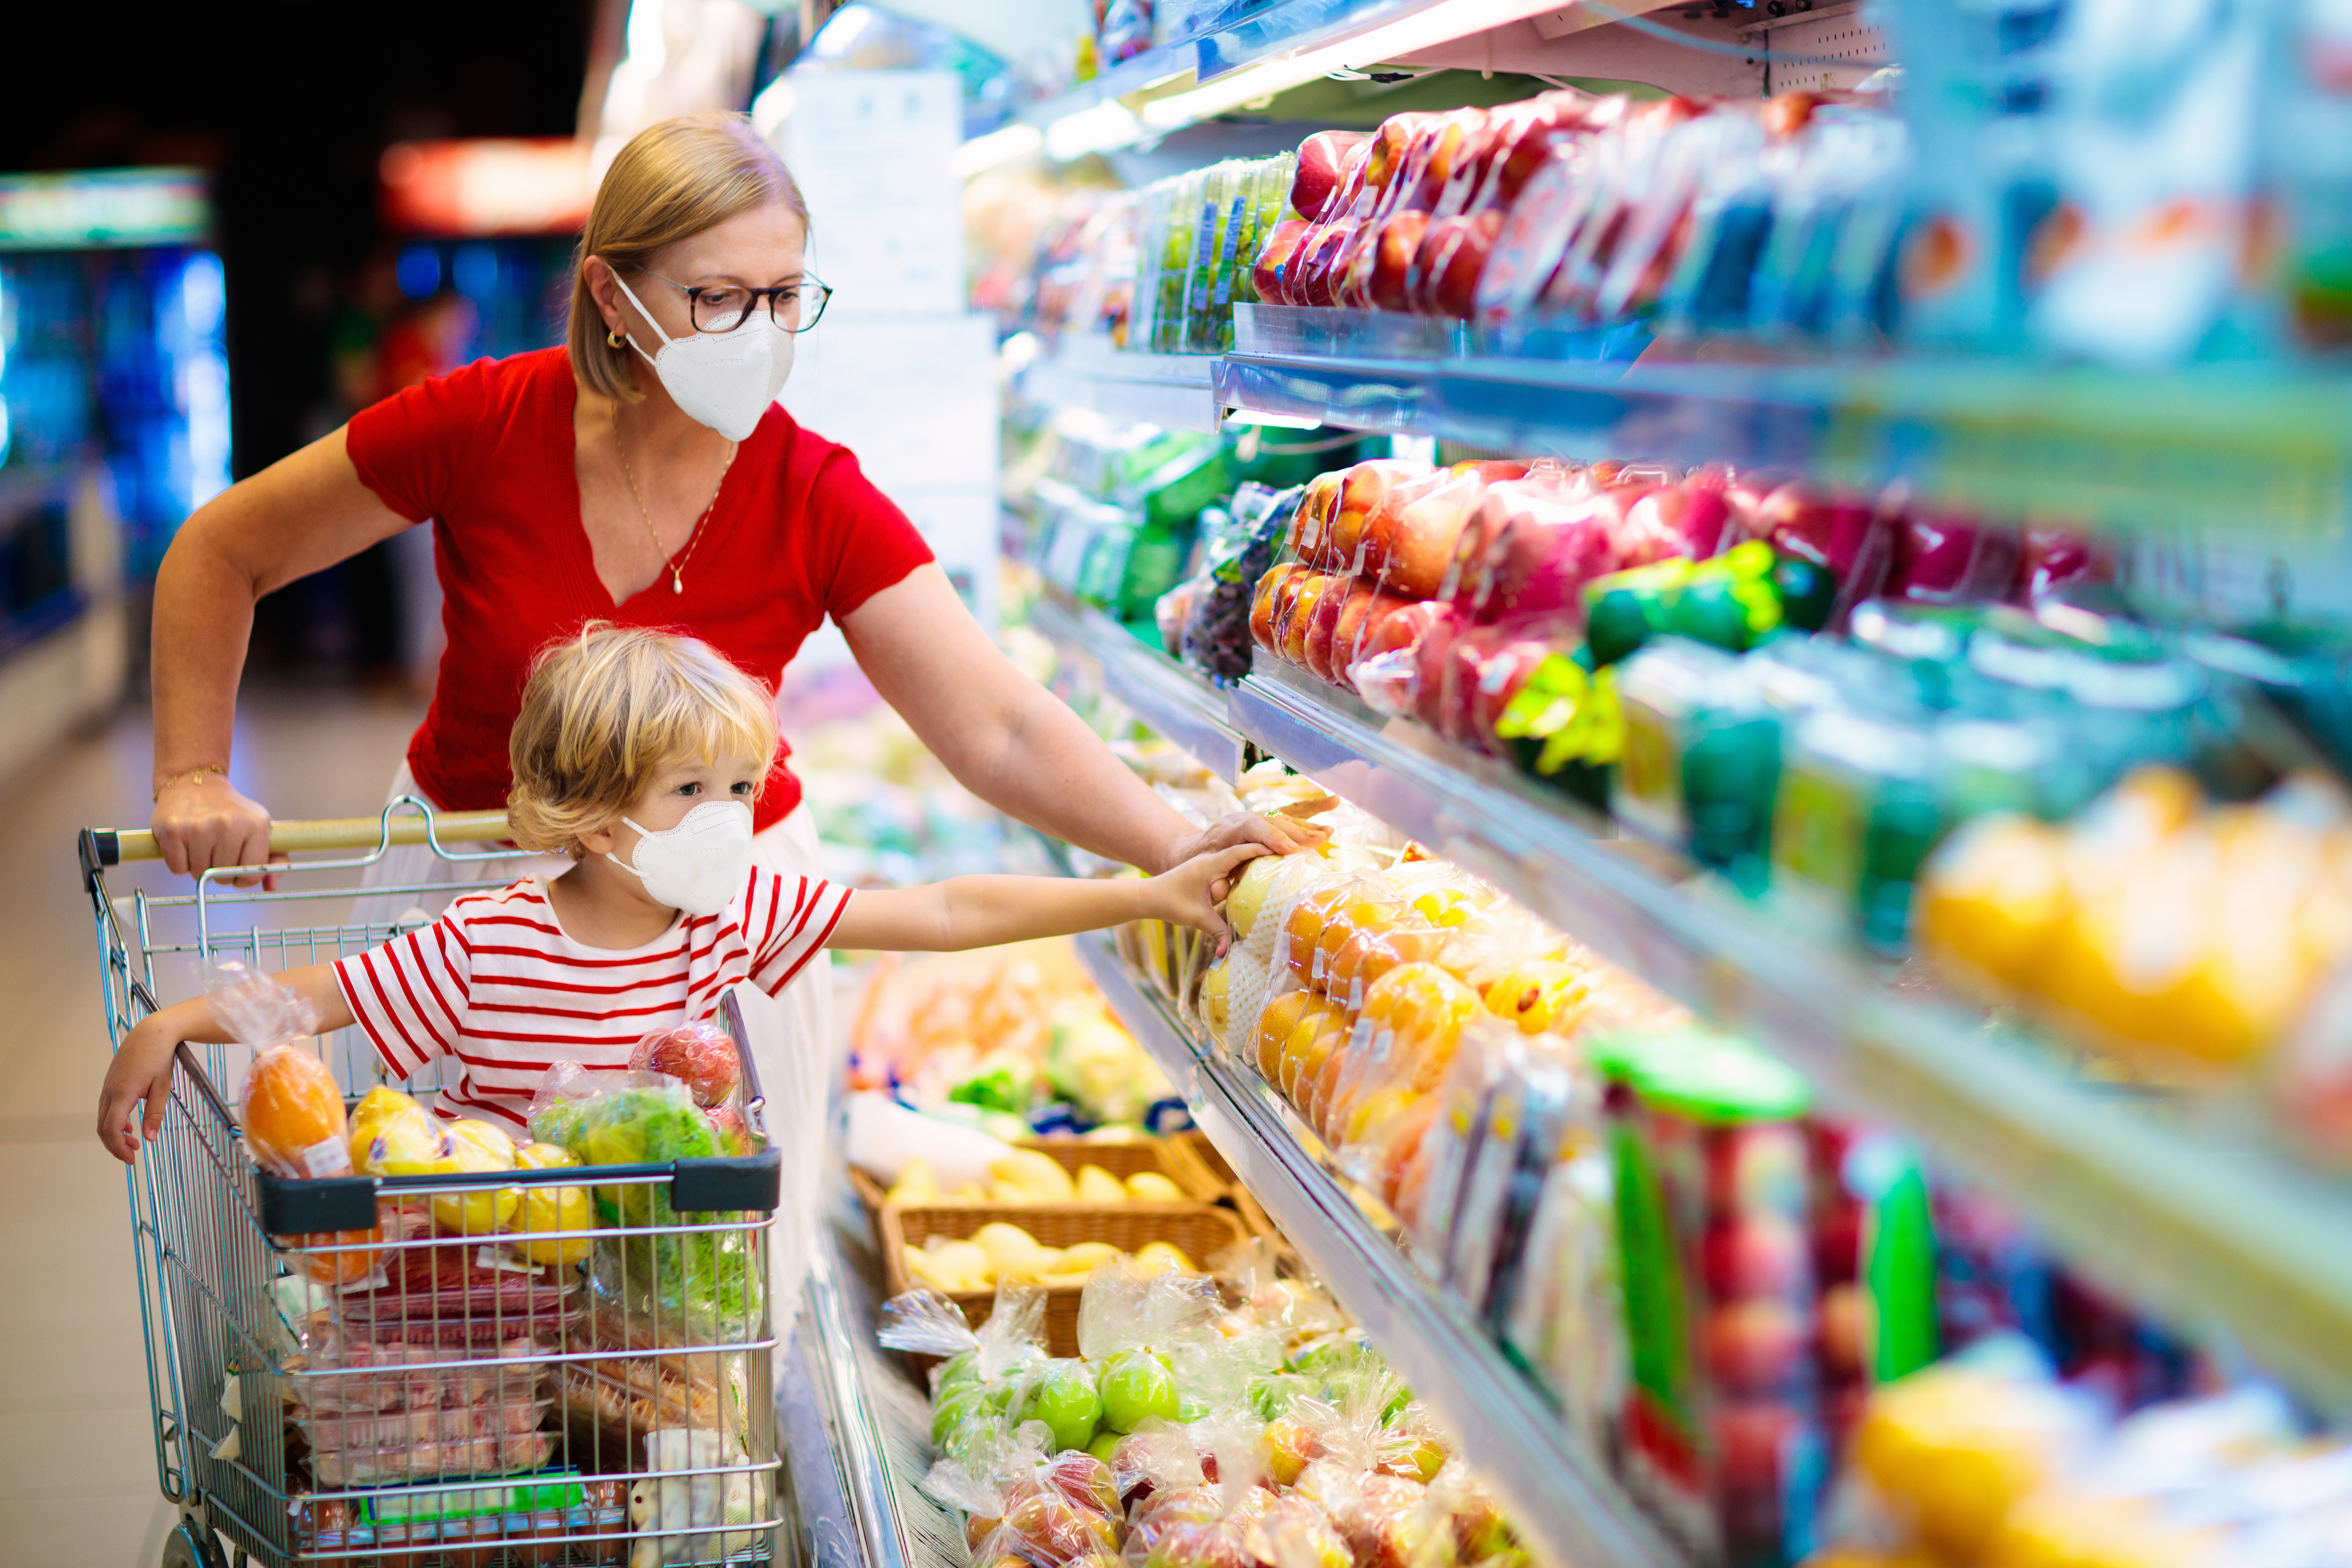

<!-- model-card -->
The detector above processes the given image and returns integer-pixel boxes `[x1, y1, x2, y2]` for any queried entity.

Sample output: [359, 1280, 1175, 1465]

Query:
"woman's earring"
[606, 326, 626, 348]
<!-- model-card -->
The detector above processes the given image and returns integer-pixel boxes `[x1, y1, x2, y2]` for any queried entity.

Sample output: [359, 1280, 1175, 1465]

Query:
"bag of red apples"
[1249, 453, 2104, 764]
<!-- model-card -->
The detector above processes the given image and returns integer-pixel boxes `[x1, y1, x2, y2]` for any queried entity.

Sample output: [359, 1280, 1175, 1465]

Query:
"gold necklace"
[613, 404, 737, 595]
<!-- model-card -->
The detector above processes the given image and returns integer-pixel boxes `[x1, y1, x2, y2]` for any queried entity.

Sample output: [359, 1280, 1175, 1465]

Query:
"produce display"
[847, 938, 1183, 1138]
[888, 1146, 1192, 1208]
[1131, 154, 1295, 353]
[880, 1259, 1530, 1568]
[902, 1227, 1199, 1294]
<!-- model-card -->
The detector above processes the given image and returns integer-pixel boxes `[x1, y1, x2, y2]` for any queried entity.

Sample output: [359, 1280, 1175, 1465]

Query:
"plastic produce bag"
[628, 1020, 745, 1113]
[214, 960, 344, 1180]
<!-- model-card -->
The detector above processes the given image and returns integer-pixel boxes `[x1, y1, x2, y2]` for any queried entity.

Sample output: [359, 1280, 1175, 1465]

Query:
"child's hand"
[1146, 844, 1270, 955]
[97, 1015, 185, 1165]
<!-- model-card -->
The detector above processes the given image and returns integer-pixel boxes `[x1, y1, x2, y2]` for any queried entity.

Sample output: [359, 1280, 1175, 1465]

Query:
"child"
[97, 623, 1266, 1162]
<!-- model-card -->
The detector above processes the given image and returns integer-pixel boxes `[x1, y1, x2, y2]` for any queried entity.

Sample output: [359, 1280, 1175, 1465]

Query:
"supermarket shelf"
[1033, 590, 1247, 779]
[1211, 312, 2352, 535]
[1073, 930, 1685, 1568]
[1039, 595, 2352, 1413]
[1020, 339, 1221, 433]
[796, 1216, 968, 1568]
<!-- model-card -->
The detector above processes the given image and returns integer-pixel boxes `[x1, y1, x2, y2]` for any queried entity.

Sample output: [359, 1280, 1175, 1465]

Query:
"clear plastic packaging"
[311, 1430, 556, 1489]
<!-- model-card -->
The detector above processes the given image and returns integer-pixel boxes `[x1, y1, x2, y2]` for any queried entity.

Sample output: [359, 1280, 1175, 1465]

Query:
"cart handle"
[86, 809, 513, 868]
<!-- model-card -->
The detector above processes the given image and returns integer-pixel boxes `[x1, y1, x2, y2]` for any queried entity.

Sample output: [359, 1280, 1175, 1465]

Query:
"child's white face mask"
[608, 800, 753, 916]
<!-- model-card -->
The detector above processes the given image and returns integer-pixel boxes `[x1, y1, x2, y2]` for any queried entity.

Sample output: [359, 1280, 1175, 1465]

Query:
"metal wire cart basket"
[81, 802, 791, 1568]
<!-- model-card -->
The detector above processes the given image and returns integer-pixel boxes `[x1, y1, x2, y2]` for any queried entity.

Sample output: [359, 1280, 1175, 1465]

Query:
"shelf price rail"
[1036, 592, 2352, 1415]
[1071, 931, 1685, 1568]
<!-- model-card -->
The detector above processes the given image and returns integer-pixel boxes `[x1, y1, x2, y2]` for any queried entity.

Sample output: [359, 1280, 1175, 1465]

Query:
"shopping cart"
[81, 800, 790, 1568]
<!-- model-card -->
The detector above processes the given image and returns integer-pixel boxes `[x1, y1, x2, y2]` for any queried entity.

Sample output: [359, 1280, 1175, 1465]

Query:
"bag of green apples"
[879, 1282, 1048, 1462]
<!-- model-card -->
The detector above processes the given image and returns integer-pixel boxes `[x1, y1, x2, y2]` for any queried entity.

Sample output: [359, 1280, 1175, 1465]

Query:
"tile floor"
[0, 685, 426, 1566]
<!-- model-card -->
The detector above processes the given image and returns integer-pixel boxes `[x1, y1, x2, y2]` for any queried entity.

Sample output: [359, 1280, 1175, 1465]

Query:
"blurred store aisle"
[0, 686, 423, 1565]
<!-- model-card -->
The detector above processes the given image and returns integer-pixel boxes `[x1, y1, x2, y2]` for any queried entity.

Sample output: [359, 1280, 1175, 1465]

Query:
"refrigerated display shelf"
[1038, 591, 2352, 1413]
[1211, 337, 2352, 536]
[1072, 929, 1686, 1568]
[795, 1211, 969, 1568]
[1019, 339, 1221, 433]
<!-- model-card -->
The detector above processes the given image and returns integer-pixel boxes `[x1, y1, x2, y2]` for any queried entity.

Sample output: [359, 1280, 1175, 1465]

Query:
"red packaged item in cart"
[628, 1020, 740, 1110]
[1593, 1026, 1827, 1568]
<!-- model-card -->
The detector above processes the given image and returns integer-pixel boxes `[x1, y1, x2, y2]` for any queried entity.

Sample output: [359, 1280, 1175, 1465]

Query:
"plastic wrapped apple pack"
[628, 1019, 746, 1115]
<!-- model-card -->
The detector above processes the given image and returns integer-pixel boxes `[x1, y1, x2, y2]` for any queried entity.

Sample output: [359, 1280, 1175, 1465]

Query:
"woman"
[147, 114, 1314, 1054]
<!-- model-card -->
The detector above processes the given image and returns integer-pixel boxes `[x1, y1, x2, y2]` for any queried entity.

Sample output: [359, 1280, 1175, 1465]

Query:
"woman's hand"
[152, 772, 277, 889]
[1158, 809, 1330, 884]
[1145, 844, 1272, 955]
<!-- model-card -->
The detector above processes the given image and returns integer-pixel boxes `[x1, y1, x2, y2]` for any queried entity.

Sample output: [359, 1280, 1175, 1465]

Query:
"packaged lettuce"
[529, 1062, 753, 1335]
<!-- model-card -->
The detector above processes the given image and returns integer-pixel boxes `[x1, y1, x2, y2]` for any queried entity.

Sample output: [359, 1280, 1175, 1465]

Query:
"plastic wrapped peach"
[1282, 885, 1357, 983]
[1280, 1003, 1355, 1108]
[1365, 963, 1481, 1091]
[1483, 958, 1597, 1036]
[1253, 990, 1320, 1082]
[1311, 897, 1404, 994]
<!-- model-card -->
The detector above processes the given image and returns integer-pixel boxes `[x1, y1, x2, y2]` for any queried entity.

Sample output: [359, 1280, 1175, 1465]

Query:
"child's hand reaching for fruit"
[1144, 844, 1271, 955]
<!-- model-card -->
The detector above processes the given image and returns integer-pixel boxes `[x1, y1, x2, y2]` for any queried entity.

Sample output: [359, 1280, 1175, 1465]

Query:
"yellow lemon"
[349, 1086, 445, 1177]
[430, 1119, 521, 1236]
[513, 1181, 594, 1265]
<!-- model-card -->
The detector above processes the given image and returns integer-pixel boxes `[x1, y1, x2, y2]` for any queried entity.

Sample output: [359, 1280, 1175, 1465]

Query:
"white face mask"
[610, 272, 794, 442]
[607, 800, 754, 916]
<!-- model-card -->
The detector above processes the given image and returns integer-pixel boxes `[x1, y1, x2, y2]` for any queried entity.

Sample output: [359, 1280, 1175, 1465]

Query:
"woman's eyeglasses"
[636, 267, 834, 333]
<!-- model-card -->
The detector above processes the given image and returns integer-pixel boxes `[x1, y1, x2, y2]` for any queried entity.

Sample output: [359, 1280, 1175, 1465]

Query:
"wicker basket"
[879, 1202, 1250, 1357]
[848, 1135, 1200, 1215]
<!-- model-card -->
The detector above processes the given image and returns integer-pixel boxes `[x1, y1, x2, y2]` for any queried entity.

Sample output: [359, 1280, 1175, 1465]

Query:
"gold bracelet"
[152, 765, 230, 802]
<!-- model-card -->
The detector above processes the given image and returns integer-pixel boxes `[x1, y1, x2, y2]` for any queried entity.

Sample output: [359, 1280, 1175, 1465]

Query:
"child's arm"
[827, 844, 1268, 956]
[97, 963, 353, 1165]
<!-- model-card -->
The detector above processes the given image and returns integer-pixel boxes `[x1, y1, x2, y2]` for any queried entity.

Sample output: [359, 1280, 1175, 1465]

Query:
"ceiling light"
[951, 122, 1044, 178]
[1143, 0, 1557, 129]
[1044, 100, 1145, 161]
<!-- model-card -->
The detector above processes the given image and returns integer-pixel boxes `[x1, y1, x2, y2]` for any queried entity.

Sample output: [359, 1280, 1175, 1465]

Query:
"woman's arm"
[828, 844, 1264, 955]
[841, 567, 1323, 874]
[150, 428, 416, 883]
[96, 963, 354, 1164]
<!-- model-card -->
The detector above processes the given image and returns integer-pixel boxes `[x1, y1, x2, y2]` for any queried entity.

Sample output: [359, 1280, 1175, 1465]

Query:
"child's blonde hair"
[508, 622, 779, 856]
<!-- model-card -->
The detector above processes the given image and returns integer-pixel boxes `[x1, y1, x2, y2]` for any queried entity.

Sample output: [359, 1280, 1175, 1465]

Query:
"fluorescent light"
[951, 122, 1044, 178]
[1144, 0, 1555, 128]
[1044, 100, 1146, 161]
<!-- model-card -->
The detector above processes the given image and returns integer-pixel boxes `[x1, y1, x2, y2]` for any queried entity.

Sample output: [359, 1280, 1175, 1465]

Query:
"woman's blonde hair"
[568, 114, 809, 402]
[508, 621, 780, 856]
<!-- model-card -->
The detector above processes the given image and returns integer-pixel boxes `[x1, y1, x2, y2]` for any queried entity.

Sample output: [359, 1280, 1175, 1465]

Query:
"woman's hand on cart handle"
[151, 771, 280, 890]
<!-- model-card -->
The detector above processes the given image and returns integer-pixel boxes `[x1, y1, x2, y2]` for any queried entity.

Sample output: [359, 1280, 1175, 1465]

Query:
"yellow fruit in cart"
[1483, 960, 1596, 1036]
[347, 1085, 442, 1175]
[1918, 815, 2067, 994]
[1199, 961, 1232, 1043]
[508, 1140, 592, 1264]
[1125, 1171, 1184, 1202]
[429, 1119, 521, 1236]
[1075, 1165, 1129, 1203]
[1226, 855, 1284, 942]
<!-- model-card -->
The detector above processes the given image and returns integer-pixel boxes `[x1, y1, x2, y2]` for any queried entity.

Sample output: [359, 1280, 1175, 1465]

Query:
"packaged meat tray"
[310, 1430, 559, 1489]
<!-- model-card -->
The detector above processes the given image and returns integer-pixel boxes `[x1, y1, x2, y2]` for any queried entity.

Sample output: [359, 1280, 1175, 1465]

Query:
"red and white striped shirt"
[333, 870, 852, 1131]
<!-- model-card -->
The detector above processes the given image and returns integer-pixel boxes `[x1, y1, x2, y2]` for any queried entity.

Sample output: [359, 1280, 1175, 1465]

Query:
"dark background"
[0, 4, 597, 673]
